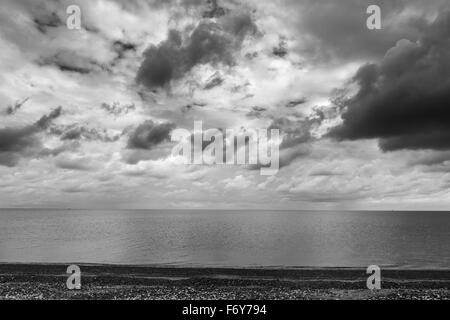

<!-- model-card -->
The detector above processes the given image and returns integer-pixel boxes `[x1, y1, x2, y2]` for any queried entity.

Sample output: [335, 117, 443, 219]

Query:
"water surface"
[0, 209, 448, 268]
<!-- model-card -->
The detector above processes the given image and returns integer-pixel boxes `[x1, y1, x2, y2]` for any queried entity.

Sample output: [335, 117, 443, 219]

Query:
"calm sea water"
[0, 209, 449, 268]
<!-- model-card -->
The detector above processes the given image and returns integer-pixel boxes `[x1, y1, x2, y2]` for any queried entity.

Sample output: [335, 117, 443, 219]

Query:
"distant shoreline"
[1, 263, 449, 300]
[2, 208, 450, 212]
[1, 261, 450, 270]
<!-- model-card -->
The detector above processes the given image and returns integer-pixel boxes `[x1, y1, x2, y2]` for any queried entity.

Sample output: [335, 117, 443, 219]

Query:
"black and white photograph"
[0, 0, 449, 308]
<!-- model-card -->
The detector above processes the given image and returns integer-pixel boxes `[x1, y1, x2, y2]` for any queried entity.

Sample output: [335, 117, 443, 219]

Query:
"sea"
[0, 209, 449, 269]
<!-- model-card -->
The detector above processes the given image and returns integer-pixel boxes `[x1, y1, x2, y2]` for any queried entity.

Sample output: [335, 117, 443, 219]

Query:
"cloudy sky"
[1, 0, 450, 210]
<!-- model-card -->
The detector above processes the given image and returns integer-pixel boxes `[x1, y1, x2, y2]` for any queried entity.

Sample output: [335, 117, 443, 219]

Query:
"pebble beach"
[1, 264, 449, 300]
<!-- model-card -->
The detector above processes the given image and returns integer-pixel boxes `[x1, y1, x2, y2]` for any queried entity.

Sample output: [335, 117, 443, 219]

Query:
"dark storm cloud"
[0, 126, 39, 154]
[0, 107, 63, 166]
[136, 10, 258, 89]
[127, 120, 176, 149]
[328, 12, 450, 152]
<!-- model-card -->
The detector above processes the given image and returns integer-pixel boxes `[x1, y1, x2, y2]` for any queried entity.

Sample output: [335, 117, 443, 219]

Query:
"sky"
[1, 0, 450, 210]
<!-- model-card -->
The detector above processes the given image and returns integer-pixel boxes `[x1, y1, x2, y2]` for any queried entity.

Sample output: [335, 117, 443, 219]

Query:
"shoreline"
[1, 263, 449, 300]
[3, 260, 449, 270]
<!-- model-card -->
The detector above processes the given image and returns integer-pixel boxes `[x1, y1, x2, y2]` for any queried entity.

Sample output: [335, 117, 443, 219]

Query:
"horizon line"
[1, 208, 450, 212]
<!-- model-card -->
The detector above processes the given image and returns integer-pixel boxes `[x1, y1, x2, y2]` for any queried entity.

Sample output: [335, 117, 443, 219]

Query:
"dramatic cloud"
[282, 0, 448, 64]
[2, 0, 450, 209]
[136, 9, 258, 89]
[0, 107, 63, 166]
[127, 120, 176, 150]
[328, 12, 450, 152]
[0, 126, 40, 155]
